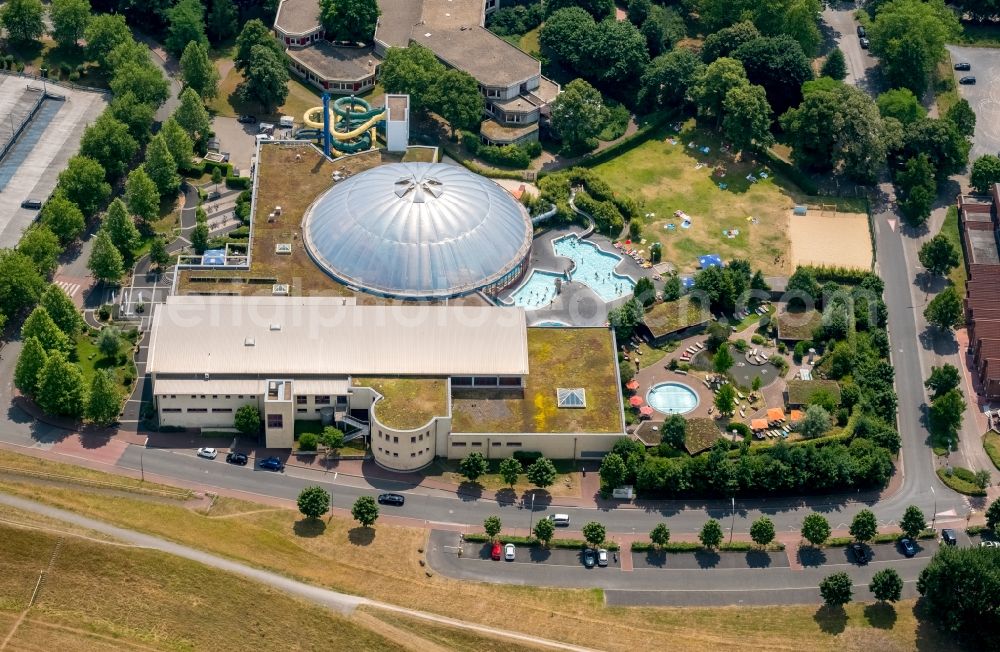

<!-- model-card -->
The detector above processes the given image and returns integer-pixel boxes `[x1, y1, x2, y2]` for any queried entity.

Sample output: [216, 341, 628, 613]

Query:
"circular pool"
[646, 382, 699, 415]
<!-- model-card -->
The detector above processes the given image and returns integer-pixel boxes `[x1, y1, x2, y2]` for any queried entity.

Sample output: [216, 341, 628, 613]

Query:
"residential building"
[957, 188, 1000, 397]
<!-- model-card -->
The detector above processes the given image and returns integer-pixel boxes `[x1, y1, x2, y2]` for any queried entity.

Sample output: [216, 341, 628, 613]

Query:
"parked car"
[20, 199, 42, 210]
[899, 538, 916, 558]
[942, 528, 958, 546]
[850, 542, 869, 564]
[491, 542, 502, 561]
[504, 543, 516, 561]
[237, 114, 257, 124]
[959, 76, 976, 85]
[257, 456, 284, 471]
[856, 25, 866, 37]
[549, 514, 571, 527]
[377, 493, 405, 506]
[859, 37, 870, 49]
[225, 451, 248, 465]
[582, 548, 597, 568]
[597, 548, 609, 567]
[196, 447, 217, 459]
[954, 62, 971, 71]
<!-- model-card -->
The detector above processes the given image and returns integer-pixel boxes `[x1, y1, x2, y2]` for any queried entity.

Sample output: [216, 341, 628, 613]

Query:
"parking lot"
[471, 541, 622, 569]
[946, 45, 1000, 160]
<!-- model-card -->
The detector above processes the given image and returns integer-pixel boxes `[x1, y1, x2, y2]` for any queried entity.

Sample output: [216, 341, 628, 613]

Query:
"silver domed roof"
[302, 162, 533, 298]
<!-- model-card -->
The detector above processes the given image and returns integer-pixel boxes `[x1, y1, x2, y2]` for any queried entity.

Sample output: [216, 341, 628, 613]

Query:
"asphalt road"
[946, 45, 1000, 161]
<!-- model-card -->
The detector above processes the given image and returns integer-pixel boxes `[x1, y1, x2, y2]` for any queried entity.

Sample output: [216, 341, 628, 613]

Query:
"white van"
[279, 115, 294, 128]
[549, 514, 570, 527]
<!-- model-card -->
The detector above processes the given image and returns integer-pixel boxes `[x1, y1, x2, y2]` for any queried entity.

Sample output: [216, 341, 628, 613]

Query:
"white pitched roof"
[147, 296, 529, 377]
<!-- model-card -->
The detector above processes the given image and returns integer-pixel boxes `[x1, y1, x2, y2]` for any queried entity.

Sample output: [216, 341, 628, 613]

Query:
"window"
[411, 436, 416, 443]
[411, 452, 416, 457]
[296, 396, 307, 405]
[492, 442, 501, 447]
[225, 395, 231, 399]
[378, 447, 382, 452]
[506, 442, 522, 447]
[452, 442, 467, 447]
[187, 408, 208, 413]
[190, 395, 196, 399]
[267, 414, 283, 428]
[315, 395, 331, 405]
[238, 395, 244, 399]
[486, 88, 500, 98]
[393, 436, 399, 444]
[418, 434, 423, 441]
[393, 452, 399, 457]
[200, 395, 206, 399]
[297, 408, 307, 413]
[169, 394, 176, 399]
[452, 377, 473, 386]
[162, 408, 181, 413]
[212, 395, 218, 399]
[471, 442, 482, 447]
[499, 377, 521, 387]
[212, 408, 233, 413]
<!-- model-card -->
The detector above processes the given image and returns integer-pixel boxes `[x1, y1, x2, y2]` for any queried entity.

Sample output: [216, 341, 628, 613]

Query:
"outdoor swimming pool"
[509, 270, 562, 309]
[553, 235, 634, 302]
[533, 320, 567, 327]
[646, 382, 699, 415]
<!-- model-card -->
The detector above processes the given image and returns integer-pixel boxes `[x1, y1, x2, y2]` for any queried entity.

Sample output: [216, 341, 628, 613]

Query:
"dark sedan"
[226, 452, 248, 466]
[257, 456, 285, 471]
[899, 538, 917, 557]
[960, 76, 977, 85]
[850, 542, 869, 565]
[237, 114, 257, 124]
[954, 62, 971, 71]
[377, 493, 405, 506]
[582, 548, 597, 568]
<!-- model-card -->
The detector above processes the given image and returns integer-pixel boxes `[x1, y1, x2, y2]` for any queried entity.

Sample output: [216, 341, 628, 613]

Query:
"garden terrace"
[352, 377, 449, 430]
[684, 417, 724, 454]
[775, 307, 823, 341]
[642, 297, 710, 340]
[785, 379, 842, 407]
[451, 328, 622, 433]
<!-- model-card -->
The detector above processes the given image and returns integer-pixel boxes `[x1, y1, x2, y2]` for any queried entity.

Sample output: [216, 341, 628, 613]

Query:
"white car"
[980, 540, 1000, 548]
[597, 548, 609, 567]
[504, 543, 516, 561]
[196, 447, 218, 459]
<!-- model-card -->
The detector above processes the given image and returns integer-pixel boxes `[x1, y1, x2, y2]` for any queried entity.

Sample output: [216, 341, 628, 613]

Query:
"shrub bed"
[937, 467, 987, 496]
[463, 533, 619, 551]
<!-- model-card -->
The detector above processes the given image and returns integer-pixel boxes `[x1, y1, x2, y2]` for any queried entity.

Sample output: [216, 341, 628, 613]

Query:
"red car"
[491, 542, 502, 561]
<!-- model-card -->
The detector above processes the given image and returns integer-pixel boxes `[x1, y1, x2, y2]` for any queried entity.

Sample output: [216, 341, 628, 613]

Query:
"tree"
[21, 306, 69, 354]
[483, 515, 502, 539]
[819, 572, 853, 607]
[191, 221, 210, 255]
[166, 0, 208, 58]
[692, 57, 748, 127]
[377, 44, 446, 115]
[102, 199, 140, 260]
[800, 405, 831, 438]
[732, 35, 813, 117]
[147, 237, 170, 271]
[533, 517, 555, 545]
[0, 249, 46, 318]
[351, 495, 379, 528]
[650, 523, 670, 548]
[714, 384, 737, 415]
[234, 404, 260, 435]
[780, 77, 886, 182]
[713, 345, 734, 374]
[526, 457, 557, 489]
[40, 192, 85, 244]
[701, 21, 760, 62]
[459, 452, 489, 483]
[750, 516, 775, 548]
[239, 44, 290, 113]
[639, 48, 705, 111]
[608, 298, 643, 343]
[640, 5, 685, 56]
[160, 118, 194, 172]
[903, 118, 970, 183]
[633, 277, 655, 307]
[929, 388, 966, 445]
[722, 83, 773, 154]
[581, 521, 607, 548]
[869, 0, 960, 95]
[545, 0, 613, 20]
[97, 326, 121, 359]
[125, 167, 160, 225]
[868, 567, 903, 603]
[180, 42, 220, 101]
[40, 285, 82, 336]
[318, 426, 344, 451]
[431, 69, 484, 135]
[850, 509, 878, 543]
[580, 18, 649, 85]
[971, 154, 1000, 194]
[87, 230, 125, 284]
[918, 235, 960, 278]
[234, 19, 283, 73]
[86, 369, 121, 425]
[550, 78, 606, 153]
[320, 0, 380, 43]
[661, 414, 686, 449]
[986, 497, 1000, 531]
[498, 457, 521, 488]
[896, 154, 936, 226]
[924, 287, 964, 331]
[699, 519, 724, 549]
[821, 48, 846, 80]
[925, 364, 961, 400]
[918, 546, 1000, 645]
[599, 453, 627, 491]
[876, 88, 925, 125]
[84, 13, 131, 68]
[50, 0, 90, 48]
[109, 61, 170, 108]
[110, 92, 157, 146]
[18, 225, 62, 277]
[900, 505, 927, 539]
[57, 156, 111, 217]
[297, 486, 330, 520]
[540, 7, 595, 72]
[14, 336, 47, 396]
[145, 134, 181, 197]
[207, 0, 238, 45]
[35, 351, 86, 418]
[801, 513, 831, 546]
[0, 0, 44, 45]
[176, 88, 213, 144]
[945, 98, 976, 139]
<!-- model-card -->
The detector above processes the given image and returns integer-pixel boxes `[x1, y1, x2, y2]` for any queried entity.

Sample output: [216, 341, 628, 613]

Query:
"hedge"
[826, 530, 936, 547]
[463, 533, 619, 551]
[440, 145, 526, 180]
[184, 159, 251, 189]
[966, 525, 990, 536]
[937, 467, 987, 496]
[631, 541, 784, 552]
[800, 265, 874, 284]
[763, 148, 819, 195]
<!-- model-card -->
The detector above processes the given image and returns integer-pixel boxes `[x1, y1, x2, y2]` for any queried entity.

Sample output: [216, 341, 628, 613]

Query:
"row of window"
[452, 441, 522, 447]
[451, 376, 522, 387]
[161, 407, 233, 414]
[377, 446, 431, 459]
[375, 431, 429, 444]
[296, 395, 332, 405]
[163, 394, 247, 400]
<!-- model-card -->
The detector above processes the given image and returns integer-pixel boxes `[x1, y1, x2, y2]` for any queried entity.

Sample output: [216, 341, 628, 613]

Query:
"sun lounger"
[739, 409, 746, 418]
[737, 391, 745, 400]
[695, 342, 704, 350]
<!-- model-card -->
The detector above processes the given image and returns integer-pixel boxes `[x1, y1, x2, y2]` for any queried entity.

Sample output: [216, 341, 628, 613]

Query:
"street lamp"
[930, 485, 937, 531]
[729, 496, 736, 544]
[527, 493, 536, 536]
[139, 446, 145, 482]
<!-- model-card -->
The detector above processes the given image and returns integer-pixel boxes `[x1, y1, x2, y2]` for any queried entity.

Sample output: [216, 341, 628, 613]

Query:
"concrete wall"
[263, 399, 295, 448]
[372, 416, 449, 471]
[445, 432, 624, 461]
[157, 394, 258, 429]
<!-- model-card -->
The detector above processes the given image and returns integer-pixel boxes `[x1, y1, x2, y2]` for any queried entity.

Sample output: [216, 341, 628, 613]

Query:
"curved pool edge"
[645, 381, 700, 416]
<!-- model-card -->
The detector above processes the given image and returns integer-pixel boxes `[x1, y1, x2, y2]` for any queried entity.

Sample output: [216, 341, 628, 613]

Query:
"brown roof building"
[957, 186, 1000, 398]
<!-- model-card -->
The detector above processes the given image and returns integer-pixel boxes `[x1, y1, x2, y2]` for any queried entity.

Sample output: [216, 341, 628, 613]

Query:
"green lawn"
[984, 431, 1000, 471]
[940, 205, 968, 296]
[4, 37, 104, 88]
[352, 377, 449, 430]
[74, 328, 138, 390]
[519, 26, 541, 55]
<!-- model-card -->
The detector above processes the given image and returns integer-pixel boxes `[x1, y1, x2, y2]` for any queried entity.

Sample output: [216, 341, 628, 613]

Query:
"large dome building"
[302, 162, 533, 299]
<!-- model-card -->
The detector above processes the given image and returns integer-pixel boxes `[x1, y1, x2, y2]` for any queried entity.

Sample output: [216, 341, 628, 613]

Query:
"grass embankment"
[936, 466, 987, 496]
[986, 431, 1000, 471]
[940, 205, 968, 296]
[0, 450, 956, 651]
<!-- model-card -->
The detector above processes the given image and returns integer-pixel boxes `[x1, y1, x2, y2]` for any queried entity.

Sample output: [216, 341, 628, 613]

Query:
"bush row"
[937, 467, 987, 496]
[630, 541, 785, 552]
[184, 159, 251, 189]
[461, 133, 541, 169]
[800, 265, 875, 284]
[439, 145, 527, 180]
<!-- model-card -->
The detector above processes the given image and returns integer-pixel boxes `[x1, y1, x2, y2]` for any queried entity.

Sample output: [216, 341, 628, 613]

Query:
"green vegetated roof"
[451, 328, 622, 434]
[643, 297, 711, 339]
[785, 379, 842, 406]
[685, 417, 724, 455]
[775, 308, 823, 341]
[352, 377, 449, 430]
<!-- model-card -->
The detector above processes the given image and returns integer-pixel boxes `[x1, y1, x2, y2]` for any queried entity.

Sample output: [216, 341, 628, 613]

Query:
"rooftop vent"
[272, 283, 290, 295]
[275, 243, 292, 254]
[244, 337, 255, 346]
[556, 388, 586, 408]
[269, 323, 281, 331]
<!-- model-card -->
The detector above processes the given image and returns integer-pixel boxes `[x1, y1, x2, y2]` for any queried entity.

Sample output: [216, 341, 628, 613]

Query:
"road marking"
[54, 281, 80, 297]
